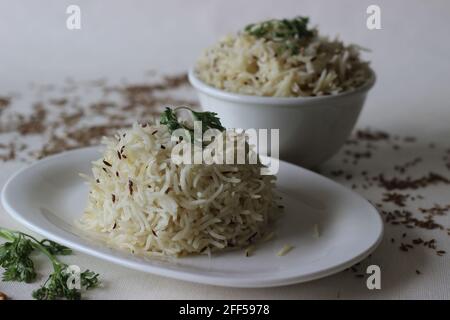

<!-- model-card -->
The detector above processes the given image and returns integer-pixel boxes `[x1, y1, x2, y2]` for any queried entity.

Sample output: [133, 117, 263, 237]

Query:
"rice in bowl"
[195, 16, 371, 97]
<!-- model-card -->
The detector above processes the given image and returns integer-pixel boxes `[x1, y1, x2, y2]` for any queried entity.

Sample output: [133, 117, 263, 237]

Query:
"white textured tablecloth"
[1, 0, 450, 299]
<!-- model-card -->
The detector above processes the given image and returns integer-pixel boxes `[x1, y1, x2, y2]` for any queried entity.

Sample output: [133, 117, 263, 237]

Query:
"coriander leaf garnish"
[244, 16, 314, 54]
[191, 110, 225, 133]
[160, 107, 225, 138]
[160, 107, 182, 132]
[0, 227, 100, 300]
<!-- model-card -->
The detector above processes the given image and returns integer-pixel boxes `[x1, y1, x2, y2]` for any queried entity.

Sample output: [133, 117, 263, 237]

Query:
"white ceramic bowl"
[188, 68, 376, 168]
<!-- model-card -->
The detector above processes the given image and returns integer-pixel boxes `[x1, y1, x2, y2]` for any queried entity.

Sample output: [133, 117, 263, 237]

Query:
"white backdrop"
[1, 0, 450, 299]
[1, 0, 450, 133]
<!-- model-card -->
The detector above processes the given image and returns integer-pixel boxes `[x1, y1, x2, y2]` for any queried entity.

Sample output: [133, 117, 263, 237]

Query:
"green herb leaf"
[39, 239, 72, 256]
[160, 107, 182, 132]
[80, 269, 100, 290]
[191, 110, 225, 132]
[0, 227, 100, 300]
[32, 265, 100, 300]
[0, 233, 36, 283]
[160, 107, 225, 138]
[244, 16, 314, 54]
[32, 264, 80, 300]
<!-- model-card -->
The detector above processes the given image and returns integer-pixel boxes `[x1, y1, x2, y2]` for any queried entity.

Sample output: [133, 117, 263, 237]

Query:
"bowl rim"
[188, 67, 376, 106]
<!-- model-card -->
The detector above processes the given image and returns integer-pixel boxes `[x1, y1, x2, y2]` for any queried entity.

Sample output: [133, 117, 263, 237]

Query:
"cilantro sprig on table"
[0, 227, 100, 300]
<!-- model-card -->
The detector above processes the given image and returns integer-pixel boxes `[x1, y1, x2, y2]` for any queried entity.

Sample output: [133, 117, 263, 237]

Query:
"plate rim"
[1, 146, 384, 288]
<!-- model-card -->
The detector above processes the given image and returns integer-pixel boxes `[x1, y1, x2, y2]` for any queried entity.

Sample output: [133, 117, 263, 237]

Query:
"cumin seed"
[129, 180, 133, 195]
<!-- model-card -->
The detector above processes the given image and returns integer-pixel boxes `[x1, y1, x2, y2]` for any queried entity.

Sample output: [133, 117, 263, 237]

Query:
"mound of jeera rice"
[78, 108, 277, 257]
[195, 16, 372, 97]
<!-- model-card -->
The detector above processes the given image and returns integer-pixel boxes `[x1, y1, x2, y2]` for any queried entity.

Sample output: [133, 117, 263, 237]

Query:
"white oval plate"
[1, 147, 383, 288]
